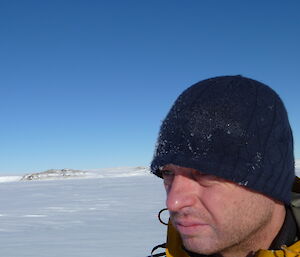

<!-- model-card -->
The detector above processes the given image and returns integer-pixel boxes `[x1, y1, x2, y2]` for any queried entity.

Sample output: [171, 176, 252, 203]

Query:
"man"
[149, 76, 300, 257]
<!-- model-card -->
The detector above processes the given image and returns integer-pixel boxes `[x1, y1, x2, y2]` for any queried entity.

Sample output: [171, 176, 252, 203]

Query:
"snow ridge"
[0, 160, 299, 183]
[0, 167, 151, 183]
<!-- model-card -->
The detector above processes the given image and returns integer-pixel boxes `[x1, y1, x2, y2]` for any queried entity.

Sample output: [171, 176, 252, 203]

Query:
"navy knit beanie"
[151, 75, 295, 204]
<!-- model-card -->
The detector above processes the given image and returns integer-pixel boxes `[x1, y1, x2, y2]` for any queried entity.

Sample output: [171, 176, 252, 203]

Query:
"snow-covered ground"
[0, 162, 299, 257]
[0, 167, 166, 257]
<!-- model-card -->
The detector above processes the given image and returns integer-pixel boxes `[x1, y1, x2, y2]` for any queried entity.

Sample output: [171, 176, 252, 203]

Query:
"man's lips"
[174, 220, 209, 235]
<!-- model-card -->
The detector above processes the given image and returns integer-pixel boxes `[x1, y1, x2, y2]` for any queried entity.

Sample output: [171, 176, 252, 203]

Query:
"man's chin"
[182, 237, 218, 256]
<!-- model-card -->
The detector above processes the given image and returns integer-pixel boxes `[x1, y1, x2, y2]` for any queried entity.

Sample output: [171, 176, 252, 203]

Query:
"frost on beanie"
[151, 75, 295, 204]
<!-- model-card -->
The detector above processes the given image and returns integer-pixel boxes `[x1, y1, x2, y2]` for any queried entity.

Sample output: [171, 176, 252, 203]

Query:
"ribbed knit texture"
[151, 75, 295, 204]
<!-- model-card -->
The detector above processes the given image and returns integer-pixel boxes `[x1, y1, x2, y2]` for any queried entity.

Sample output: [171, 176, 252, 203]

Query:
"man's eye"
[161, 170, 174, 177]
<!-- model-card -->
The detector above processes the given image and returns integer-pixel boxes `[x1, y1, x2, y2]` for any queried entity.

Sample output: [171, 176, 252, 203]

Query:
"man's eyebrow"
[159, 165, 172, 170]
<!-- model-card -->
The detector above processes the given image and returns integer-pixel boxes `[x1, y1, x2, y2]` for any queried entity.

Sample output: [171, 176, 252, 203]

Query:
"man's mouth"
[174, 220, 209, 235]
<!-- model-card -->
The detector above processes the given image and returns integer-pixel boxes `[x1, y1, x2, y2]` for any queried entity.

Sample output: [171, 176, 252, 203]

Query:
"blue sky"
[0, 0, 299, 174]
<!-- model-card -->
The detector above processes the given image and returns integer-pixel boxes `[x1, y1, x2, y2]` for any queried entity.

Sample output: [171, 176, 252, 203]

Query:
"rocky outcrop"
[21, 168, 87, 181]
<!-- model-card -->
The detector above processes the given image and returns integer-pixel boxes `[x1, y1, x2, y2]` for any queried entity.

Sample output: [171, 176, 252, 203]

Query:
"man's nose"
[166, 174, 198, 212]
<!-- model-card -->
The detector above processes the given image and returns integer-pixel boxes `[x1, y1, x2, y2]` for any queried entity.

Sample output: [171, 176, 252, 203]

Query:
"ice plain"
[0, 162, 299, 257]
[0, 168, 166, 257]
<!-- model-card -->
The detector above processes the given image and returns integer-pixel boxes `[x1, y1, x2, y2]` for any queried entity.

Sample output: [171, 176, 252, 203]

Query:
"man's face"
[162, 164, 276, 255]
